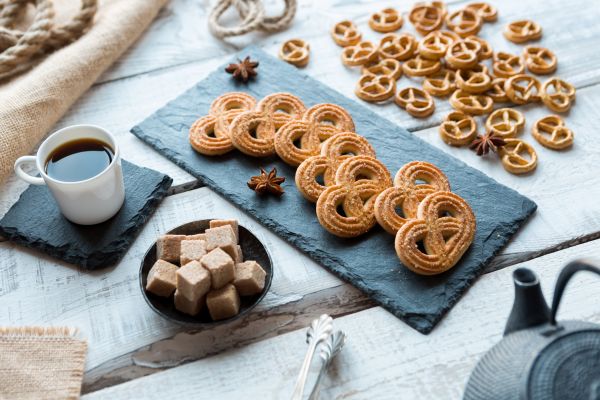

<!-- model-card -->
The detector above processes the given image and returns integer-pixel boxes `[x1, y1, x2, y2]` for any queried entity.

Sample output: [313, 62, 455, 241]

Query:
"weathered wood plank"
[83, 239, 600, 400]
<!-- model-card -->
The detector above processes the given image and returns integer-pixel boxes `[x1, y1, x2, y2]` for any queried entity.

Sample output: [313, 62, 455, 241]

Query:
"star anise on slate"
[247, 168, 285, 196]
[225, 56, 259, 83]
[469, 131, 507, 156]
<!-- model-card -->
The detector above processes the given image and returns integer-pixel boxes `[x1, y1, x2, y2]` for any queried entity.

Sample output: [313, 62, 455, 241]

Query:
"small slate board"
[0, 160, 172, 269]
[131, 47, 537, 334]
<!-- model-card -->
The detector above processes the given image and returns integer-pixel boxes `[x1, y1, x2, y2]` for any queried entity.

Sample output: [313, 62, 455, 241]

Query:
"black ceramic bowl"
[139, 220, 273, 326]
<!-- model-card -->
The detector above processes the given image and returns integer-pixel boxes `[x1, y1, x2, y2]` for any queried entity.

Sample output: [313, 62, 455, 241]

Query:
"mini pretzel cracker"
[465, 2, 498, 22]
[455, 64, 492, 94]
[540, 78, 576, 112]
[402, 55, 441, 77]
[395, 191, 476, 275]
[274, 103, 354, 166]
[369, 8, 403, 33]
[439, 111, 478, 146]
[374, 161, 451, 234]
[486, 78, 509, 102]
[445, 8, 482, 38]
[523, 46, 557, 75]
[295, 132, 376, 203]
[409, 4, 444, 35]
[449, 90, 493, 115]
[395, 87, 436, 118]
[355, 74, 396, 103]
[423, 68, 456, 97]
[418, 31, 454, 60]
[378, 33, 418, 61]
[467, 36, 492, 60]
[504, 20, 542, 43]
[230, 93, 305, 157]
[492, 52, 525, 78]
[485, 108, 525, 138]
[341, 41, 378, 66]
[279, 39, 310, 67]
[362, 58, 402, 80]
[189, 92, 256, 156]
[316, 156, 392, 237]
[446, 39, 481, 69]
[532, 115, 574, 150]
[504, 74, 541, 104]
[415, 1, 448, 17]
[498, 138, 538, 174]
[331, 20, 362, 47]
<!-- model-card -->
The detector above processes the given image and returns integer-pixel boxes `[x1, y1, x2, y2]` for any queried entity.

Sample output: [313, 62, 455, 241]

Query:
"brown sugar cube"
[210, 219, 239, 242]
[174, 290, 205, 316]
[156, 234, 186, 263]
[176, 260, 211, 301]
[206, 284, 240, 321]
[180, 240, 207, 265]
[187, 233, 206, 241]
[205, 225, 237, 259]
[201, 248, 235, 289]
[146, 260, 178, 297]
[233, 261, 267, 296]
[235, 245, 243, 263]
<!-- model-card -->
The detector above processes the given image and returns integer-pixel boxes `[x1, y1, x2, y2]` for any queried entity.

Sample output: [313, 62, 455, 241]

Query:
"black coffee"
[45, 138, 114, 182]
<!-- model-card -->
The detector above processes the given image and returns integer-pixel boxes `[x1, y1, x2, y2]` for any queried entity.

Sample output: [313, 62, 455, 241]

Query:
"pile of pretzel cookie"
[330, 1, 576, 175]
[189, 92, 476, 276]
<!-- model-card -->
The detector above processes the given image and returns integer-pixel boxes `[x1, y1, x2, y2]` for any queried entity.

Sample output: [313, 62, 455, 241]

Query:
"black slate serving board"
[0, 160, 172, 269]
[131, 47, 537, 334]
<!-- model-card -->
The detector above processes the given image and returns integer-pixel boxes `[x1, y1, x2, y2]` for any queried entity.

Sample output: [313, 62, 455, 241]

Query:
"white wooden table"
[2, 0, 600, 398]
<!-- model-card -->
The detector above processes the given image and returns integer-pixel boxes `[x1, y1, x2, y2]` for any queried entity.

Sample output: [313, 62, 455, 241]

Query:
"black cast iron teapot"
[464, 260, 600, 400]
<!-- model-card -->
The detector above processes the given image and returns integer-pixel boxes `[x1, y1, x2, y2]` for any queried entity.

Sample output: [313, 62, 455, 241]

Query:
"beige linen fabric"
[0, 0, 169, 184]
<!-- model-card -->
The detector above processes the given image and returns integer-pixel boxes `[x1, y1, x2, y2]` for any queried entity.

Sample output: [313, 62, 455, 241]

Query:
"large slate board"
[131, 47, 537, 334]
[0, 160, 172, 269]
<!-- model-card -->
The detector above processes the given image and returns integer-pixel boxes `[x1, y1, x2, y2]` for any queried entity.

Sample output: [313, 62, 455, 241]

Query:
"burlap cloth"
[0, 327, 87, 399]
[0, 0, 169, 185]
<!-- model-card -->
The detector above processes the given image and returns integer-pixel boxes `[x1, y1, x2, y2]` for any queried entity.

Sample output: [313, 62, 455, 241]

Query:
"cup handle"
[14, 156, 45, 185]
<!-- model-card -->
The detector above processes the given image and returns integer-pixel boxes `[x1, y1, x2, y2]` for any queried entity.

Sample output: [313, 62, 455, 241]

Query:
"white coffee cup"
[14, 124, 125, 225]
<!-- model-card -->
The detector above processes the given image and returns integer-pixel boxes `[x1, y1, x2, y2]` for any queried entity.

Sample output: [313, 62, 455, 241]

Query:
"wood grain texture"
[82, 239, 600, 399]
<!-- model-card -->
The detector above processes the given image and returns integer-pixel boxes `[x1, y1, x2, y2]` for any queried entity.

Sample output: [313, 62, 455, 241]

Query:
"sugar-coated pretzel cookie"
[375, 161, 451, 234]
[446, 39, 481, 70]
[295, 132, 376, 203]
[504, 20, 542, 43]
[395, 191, 476, 276]
[485, 108, 525, 138]
[455, 64, 492, 94]
[189, 92, 256, 156]
[532, 115, 574, 150]
[409, 4, 444, 36]
[493, 52, 525, 78]
[540, 77, 576, 113]
[279, 39, 310, 67]
[378, 33, 418, 61]
[230, 93, 305, 157]
[395, 87, 436, 118]
[274, 103, 355, 166]
[355, 74, 396, 103]
[445, 8, 482, 38]
[342, 41, 378, 66]
[331, 20, 362, 47]
[423, 68, 456, 97]
[439, 111, 478, 146]
[449, 90, 493, 115]
[316, 156, 392, 238]
[369, 8, 403, 33]
[465, 2, 498, 22]
[498, 138, 538, 174]
[504, 74, 541, 104]
[361, 58, 402, 80]
[523, 46, 557, 75]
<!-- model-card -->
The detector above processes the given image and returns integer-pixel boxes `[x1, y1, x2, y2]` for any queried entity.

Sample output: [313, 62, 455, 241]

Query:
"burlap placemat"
[0, 327, 87, 399]
[0, 0, 168, 185]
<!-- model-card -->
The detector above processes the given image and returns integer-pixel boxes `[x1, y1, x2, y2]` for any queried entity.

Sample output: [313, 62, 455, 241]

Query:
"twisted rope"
[208, 0, 296, 39]
[0, 0, 97, 80]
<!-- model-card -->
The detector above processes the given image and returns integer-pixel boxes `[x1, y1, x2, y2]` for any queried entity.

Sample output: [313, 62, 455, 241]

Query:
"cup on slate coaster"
[14, 124, 125, 225]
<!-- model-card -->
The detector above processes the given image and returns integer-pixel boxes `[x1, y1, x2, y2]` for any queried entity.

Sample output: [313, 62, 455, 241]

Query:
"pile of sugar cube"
[145, 219, 267, 320]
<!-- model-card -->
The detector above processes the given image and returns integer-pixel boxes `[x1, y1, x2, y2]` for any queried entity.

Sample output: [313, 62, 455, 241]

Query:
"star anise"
[247, 168, 285, 196]
[469, 131, 507, 156]
[225, 56, 259, 83]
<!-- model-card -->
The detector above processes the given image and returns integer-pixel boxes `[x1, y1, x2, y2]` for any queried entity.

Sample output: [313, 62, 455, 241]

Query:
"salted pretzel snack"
[492, 52, 525, 78]
[449, 90, 493, 115]
[455, 64, 492, 94]
[541, 78, 576, 112]
[465, 2, 498, 22]
[378, 33, 418, 61]
[423, 68, 456, 97]
[274, 103, 355, 166]
[402, 55, 441, 77]
[523, 46, 557, 75]
[279, 39, 310, 67]
[342, 41, 378, 66]
[418, 31, 454, 60]
[189, 92, 256, 156]
[375, 161, 451, 234]
[331, 20, 362, 47]
[316, 156, 392, 237]
[295, 132, 376, 203]
[395, 87, 436, 118]
[485, 108, 525, 138]
[409, 5, 444, 35]
[230, 93, 305, 157]
[504, 74, 541, 104]
[395, 191, 476, 275]
[486, 78, 509, 102]
[445, 8, 482, 38]
[504, 20, 542, 43]
[362, 58, 402, 80]
[439, 111, 478, 146]
[355, 74, 396, 103]
[532, 115, 574, 150]
[498, 138, 538, 174]
[445, 39, 481, 69]
[369, 8, 403, 32]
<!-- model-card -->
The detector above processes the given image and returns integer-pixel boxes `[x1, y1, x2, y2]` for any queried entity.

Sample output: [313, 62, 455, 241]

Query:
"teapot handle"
[551, 259, 600, 325]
